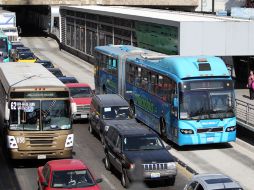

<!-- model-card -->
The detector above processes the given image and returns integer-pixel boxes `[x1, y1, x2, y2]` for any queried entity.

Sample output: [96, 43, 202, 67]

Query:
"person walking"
[247, 70, 254, 100]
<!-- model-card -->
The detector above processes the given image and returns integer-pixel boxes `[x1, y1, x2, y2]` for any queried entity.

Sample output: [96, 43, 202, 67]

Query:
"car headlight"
[167, 162, 176, 169]
[7, 135, 18, 149]
[65, 134, 74, 148]
[71, 102, 77, 114]
[105, 125, 110, 132]
[226, 126, 236, 132]
[180, 129, 194, 134]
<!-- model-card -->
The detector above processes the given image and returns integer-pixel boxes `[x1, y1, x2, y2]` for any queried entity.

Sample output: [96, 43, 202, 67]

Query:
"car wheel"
[167, 176, 176, 186]
[100, 132, 105, 146]
[121, 168, 130, 188]
[104, 154, 111, 171]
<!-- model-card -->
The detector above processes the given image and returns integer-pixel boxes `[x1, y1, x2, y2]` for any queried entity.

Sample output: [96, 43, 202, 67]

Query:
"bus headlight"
[65, 134, 74, 148]
[226, 126, 236, 132]
[180, 129, 194, 134]
[7, 136, 18, 149]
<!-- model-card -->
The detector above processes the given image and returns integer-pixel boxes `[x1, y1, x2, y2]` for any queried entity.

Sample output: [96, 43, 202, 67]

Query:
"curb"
[173, 155, 198, 179]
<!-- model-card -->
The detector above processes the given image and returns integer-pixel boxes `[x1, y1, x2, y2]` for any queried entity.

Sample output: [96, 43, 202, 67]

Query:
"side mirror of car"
[92, 89, 95, 94]
[95, 178, 103, 184]
[41, 181, 48, 187]
[113, 147, 121, 154]
[165, 145, 171, 150]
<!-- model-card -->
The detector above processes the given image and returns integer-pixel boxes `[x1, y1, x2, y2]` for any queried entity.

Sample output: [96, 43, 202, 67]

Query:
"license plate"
[151, 173, 160, 178]
[81, 115, 87, 118]
[207, 137, 214, 142]
[37, 155, 46, 159]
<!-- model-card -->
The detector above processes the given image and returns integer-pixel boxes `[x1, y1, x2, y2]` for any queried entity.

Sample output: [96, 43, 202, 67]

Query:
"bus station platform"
[235, 89, 254, 132]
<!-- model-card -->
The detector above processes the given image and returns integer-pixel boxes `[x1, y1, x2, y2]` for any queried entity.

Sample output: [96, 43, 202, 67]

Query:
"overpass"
[0, 0, 198, 9]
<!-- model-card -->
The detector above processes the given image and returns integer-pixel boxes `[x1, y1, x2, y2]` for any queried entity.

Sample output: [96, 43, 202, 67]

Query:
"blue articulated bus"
[94, 45, 236, 146]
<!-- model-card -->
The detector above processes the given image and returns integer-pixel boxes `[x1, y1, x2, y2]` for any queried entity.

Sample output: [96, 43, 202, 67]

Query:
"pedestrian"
[247, 70, 254, 100]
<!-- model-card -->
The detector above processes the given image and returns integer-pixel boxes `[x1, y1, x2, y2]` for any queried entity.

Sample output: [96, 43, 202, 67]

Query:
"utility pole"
[212, 0, 215, 14]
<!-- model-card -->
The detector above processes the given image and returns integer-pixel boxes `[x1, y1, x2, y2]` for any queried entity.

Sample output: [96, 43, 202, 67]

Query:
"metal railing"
[235, 98, 254, 131]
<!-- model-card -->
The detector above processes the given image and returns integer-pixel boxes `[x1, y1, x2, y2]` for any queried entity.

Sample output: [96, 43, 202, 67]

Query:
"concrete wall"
[0, 0, 198, 6]
[196, 0, 246, 12]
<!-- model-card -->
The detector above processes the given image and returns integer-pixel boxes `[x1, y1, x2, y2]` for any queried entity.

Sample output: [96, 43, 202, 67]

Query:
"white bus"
[0, 63, 73, 159]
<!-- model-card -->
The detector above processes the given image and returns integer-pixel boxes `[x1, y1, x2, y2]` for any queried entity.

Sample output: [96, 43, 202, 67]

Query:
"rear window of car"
[205, 178, 233, 184]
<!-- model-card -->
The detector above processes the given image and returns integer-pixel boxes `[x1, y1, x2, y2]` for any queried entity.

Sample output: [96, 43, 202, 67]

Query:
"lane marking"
[101, 174, 117, 190]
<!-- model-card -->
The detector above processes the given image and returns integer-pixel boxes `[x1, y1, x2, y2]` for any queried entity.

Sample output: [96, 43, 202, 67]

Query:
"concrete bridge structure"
[0, 0, 198, 9]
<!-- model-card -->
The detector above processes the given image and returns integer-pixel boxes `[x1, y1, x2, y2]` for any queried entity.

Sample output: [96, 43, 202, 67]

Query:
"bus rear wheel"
[160, 118, 166, 138]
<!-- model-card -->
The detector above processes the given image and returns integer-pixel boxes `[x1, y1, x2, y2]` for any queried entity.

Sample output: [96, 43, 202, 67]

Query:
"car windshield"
[123, 136, 164, 151]
[42, 100, 71, 130]
[9, 100, 71, 131]
[19, 52, 35, 60]
[179, 90, 235, 120]
[102, 106, 130, 120]
[50, 69, 64, 77]
[70, 87, 92, 98]
[51, 170, 95, 188]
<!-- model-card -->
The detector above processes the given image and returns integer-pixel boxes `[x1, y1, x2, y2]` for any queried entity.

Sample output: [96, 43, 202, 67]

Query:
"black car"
[11, 42, 24, 50]
[47, 68, 64, 77]
[35, 60, 54, 68]
[89, 94, 133, 144]
[104, 124, 177, 188]
[58, 76, 79, 84]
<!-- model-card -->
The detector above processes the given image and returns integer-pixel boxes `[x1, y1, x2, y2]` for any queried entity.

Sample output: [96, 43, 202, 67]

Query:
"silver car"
[184, 173, 243, 190]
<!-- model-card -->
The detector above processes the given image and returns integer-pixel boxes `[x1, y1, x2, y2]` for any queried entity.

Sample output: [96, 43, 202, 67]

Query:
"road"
[0, 37, 190, 190]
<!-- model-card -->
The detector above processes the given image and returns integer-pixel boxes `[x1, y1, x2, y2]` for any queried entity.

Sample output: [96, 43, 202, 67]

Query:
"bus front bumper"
[177, 131, 236, 146]
[8, 148, 73, 159]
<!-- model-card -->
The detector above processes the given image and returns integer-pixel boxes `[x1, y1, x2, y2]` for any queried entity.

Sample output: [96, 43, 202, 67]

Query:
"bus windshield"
[9, 100, 71, 131]
[179, 90, 235, 120]
[0, 38, 8, 54]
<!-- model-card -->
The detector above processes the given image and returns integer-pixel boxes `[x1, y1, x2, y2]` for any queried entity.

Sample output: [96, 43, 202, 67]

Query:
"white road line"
[101, 174, 117, 190]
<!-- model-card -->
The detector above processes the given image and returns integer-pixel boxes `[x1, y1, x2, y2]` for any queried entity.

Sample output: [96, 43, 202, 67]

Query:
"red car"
[66, 83, 93, 120]
[37, 159, 102, 190]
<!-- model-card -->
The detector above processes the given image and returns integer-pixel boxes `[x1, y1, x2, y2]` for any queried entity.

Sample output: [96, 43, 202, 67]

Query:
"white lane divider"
[101, 174, 117, 190]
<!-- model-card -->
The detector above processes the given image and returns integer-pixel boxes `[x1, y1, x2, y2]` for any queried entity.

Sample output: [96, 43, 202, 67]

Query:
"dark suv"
[89, 94, 135, 144]
[104, 124, 177, 188]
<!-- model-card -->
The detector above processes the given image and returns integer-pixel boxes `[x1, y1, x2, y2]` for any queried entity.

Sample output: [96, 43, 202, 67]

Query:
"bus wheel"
[102, 85, 107, 94]
[160, 118, 167, 138]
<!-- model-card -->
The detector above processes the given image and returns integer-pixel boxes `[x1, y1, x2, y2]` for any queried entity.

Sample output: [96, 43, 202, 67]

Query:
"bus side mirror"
[173, 97, 178, 108]
[5, 102, 10, 120]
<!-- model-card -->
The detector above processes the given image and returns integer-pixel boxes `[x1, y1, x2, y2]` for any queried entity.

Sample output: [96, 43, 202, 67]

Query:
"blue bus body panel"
[177, 117, 236, 146]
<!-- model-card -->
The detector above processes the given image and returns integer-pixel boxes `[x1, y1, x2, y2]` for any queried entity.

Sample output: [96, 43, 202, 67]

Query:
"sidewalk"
[235, 89, 254, 132]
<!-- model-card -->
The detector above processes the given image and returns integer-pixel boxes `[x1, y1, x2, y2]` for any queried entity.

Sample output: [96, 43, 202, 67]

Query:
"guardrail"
[235, 98, 254, 132]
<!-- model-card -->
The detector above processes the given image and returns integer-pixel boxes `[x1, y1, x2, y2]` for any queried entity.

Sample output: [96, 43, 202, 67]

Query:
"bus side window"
[134, 67, 142, 87]
[150, 73, 157, 94]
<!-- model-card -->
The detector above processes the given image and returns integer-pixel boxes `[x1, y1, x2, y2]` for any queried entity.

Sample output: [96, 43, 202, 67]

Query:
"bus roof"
[129, 56, 230, 80]
[0, 62, 66, 92]
[95, 45, 230, 80]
